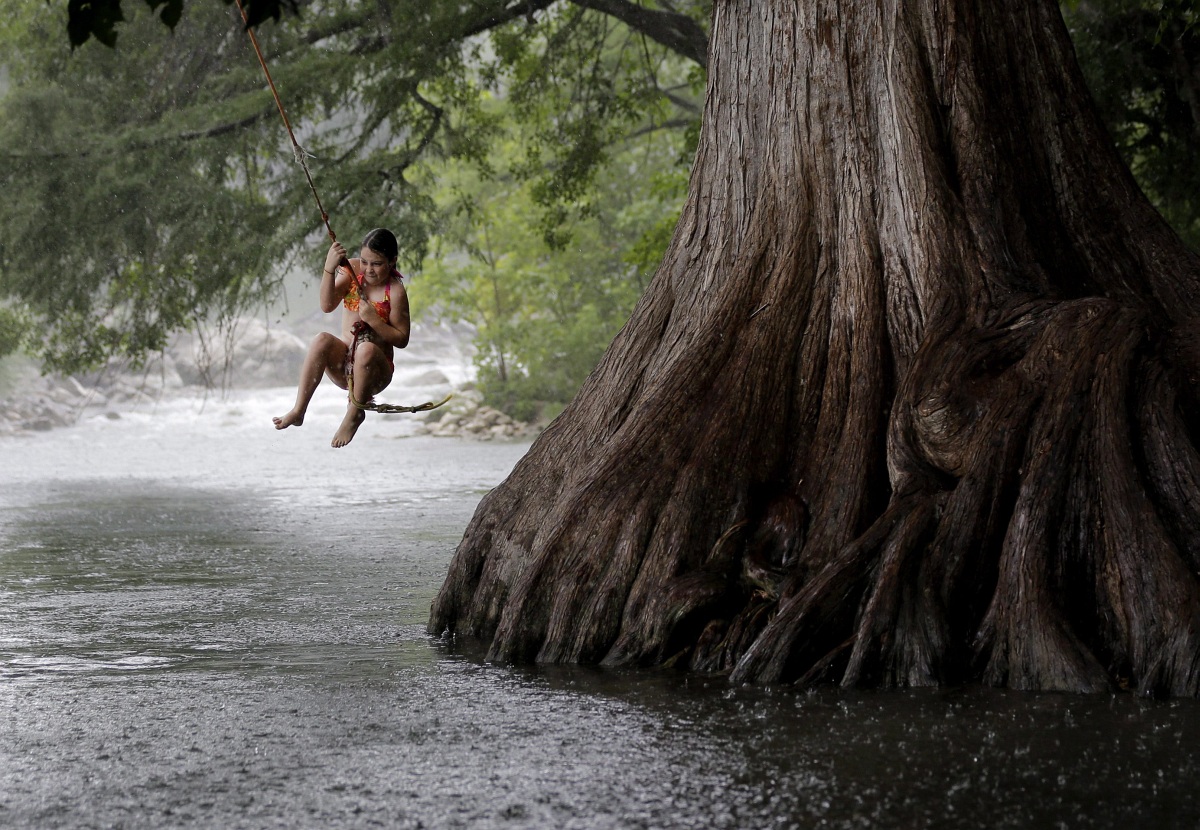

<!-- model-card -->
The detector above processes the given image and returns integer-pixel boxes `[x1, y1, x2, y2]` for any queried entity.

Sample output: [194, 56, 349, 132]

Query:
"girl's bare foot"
[331, 408, 366, 448]
[273, 410, 305, 430]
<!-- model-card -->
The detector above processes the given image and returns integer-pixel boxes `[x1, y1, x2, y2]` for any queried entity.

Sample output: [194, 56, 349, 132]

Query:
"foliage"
[416, 117, 690, 421]
[2, 0, 707, 374]
[1063, 0, 1200, 248]
[0, 2, 295, 372]
[65, 0, 295, 47]
[0, 302, 31, 358]
[408, 9, 700, 419]
[493, 5, 696, 249]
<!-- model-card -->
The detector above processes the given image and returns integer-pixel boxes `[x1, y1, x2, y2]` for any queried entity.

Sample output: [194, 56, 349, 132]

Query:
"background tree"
[1063, 0, 1200, 247]
[430, 0, 1200, 697]
[0, 1, 291, 370]
[417, 115, 689, 421]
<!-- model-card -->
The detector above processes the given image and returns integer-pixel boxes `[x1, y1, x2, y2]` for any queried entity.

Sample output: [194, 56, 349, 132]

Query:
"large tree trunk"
[430, 0, 1200, 696]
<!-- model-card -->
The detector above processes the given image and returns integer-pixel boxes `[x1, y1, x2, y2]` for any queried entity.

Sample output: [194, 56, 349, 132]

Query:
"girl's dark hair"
[360, 228, 399, 262]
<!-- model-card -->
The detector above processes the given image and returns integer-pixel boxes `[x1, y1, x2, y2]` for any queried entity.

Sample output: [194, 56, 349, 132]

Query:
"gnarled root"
[714, 300, 1200, 694]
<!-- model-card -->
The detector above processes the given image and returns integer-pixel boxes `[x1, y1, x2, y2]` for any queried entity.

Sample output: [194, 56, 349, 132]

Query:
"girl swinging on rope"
[273, 228, 410, 448]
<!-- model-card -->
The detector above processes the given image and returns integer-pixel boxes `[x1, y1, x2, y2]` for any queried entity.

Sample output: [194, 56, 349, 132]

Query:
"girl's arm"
[318, 243, 356, 313]
[358, 280, 410, 348]
[388, 282, 411, 348]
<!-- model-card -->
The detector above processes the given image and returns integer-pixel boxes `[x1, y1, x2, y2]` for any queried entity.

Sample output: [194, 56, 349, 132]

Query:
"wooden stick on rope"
[234, 1, 451, 416]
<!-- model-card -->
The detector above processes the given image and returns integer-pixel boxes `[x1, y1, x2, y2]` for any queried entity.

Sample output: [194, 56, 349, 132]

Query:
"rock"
[407, 368, 452, 386]
[66, 376, 93, 398]
[476, 408, 504, 427]
[46, 385, 77, 406]
[169, 319, 308, 388]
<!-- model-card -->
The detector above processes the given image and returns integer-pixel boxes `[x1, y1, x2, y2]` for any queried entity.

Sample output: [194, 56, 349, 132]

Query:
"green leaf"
[66, 0, 125, 47]
[223, 0, 298, 29]
[148, 0, 184, 30]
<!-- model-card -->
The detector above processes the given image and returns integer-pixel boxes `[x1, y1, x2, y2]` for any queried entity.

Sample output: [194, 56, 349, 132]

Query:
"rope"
[233, 0, 336, 245]
[353, 389, 454, 415]
[235, 3, 451, 419]
[346, 322, 453, 414]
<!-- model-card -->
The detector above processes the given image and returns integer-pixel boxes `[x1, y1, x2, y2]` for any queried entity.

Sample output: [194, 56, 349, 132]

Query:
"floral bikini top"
[342, 275, 392, 319]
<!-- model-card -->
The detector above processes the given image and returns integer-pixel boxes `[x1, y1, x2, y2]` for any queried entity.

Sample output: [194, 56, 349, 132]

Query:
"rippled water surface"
[2, 386, 1199, 829]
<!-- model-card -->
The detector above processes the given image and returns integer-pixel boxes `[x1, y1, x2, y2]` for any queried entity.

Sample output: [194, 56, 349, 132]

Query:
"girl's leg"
[273, 333, 348, 430]
[331, 341, 393, 448]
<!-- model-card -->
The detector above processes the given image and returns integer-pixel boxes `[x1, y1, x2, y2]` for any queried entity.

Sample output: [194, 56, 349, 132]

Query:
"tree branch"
[659, 85, 701, 114]
[624, 116, 695, 140]
[379, 92, 445, 179]
[0, 111, 272, 161]
[567, 0, 708, 67]
[455, 0, 708, 67]
[459, 0, 559, 40]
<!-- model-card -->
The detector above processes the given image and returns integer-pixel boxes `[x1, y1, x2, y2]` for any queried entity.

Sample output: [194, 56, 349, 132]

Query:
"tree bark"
[430, 0, 1200, 696]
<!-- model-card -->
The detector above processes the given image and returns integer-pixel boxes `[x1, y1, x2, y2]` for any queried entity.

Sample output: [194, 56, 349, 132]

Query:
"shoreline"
[0, 318, 545, 441]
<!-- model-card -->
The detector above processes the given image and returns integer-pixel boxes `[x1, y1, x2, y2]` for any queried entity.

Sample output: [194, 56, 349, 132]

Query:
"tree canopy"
[0, 0, 707, 374]
[417, 124, 688, 420]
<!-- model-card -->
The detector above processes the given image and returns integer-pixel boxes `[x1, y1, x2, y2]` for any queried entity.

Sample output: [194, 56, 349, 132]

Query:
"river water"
[1, 383, 1199, 829]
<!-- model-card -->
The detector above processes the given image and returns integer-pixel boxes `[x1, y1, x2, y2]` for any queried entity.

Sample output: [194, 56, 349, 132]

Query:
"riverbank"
[0, 370, 544, 441]
[0, 317, 545, 441]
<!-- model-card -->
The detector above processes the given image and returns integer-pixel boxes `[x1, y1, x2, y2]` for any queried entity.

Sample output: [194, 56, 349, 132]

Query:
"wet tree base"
[430, 0, 1200, 697]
